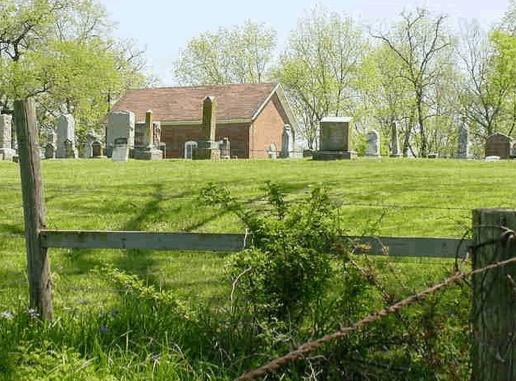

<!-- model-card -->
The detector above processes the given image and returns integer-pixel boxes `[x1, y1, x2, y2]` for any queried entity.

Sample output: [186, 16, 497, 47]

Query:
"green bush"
[201, 182, 345, 322]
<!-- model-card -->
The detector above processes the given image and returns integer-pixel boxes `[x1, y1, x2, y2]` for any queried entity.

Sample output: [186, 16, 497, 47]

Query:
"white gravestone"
[56, 114, 77, 158]
[390, 122, 401, 158]
[0, 114, 16, 161]
[267, 142, 277, 159]
[106, 111, 135, 157]
[365, 130, 381, 157]
[112, 137, 129, 162]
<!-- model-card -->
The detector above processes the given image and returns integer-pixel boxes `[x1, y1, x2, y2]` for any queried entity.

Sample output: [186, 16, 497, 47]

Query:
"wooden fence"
[39, 229, 471, 258]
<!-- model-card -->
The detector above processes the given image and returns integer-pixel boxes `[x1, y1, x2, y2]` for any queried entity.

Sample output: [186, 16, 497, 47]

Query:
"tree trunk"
[416, 91, 427, 157]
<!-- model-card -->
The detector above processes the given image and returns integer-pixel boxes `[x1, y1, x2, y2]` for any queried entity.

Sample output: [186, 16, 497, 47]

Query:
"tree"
[454, 19, 505, 138]
[173, 20, 277, 86]
[371, 7, 455, 157]
[273, 6, 365, 149]
[0, 0, 151, 137]
[358, 43, 416, 155]
[490, 30, 516, 137]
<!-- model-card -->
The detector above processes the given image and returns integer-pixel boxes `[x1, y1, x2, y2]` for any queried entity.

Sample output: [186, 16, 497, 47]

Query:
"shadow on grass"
[59, 184, 170, 286]
[0, 223, 24, 235]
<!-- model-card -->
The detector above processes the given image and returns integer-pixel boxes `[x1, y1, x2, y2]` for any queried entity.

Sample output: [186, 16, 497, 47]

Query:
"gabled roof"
[109, 82, 297, 128]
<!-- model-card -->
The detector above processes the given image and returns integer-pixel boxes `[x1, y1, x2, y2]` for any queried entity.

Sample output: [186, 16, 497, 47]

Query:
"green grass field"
[0, 157, 511, 380]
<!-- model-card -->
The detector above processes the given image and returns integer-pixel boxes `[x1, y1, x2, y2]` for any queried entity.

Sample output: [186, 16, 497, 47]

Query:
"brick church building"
[109, 82, 299, 159]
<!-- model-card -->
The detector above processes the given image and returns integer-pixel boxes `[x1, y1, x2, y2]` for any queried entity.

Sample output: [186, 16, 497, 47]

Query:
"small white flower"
[27, 308, 39, 318]
[1, 311, 13, 320]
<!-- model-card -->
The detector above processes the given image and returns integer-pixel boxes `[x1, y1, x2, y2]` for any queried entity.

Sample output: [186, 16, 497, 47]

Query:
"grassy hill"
[0, 157, 511, 380]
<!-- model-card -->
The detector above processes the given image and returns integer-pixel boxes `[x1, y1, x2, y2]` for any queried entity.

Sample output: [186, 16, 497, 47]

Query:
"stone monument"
[267, 142, 277, 159]
[112, 137, 129, 162]
[390, 122, 401, 158]
[280, 124, 294, 158]
[0, 114, 16, 161]
[455, 122, 470, 159]
[44, 129, 57, 159]
[485, 132, 512, 159]
[365, 130, 381, 157]
[220, 137, 231, 159]
[56, 114, 77, 158]
[133, 110, 163, 160]
[91, 141, 103, 158]
[106, 111, 135, 158]
[193, 96, 220, 160]
[313, 117, 357, 160]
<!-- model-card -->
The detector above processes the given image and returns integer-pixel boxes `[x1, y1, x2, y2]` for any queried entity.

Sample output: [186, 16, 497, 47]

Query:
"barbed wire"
[233, 229, 516, 381]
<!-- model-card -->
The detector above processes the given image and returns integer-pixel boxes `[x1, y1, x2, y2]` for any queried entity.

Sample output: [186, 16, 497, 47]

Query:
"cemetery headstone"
[81, 141, 92, 159]
[390, 122, 401, 158]
[193, 96, 220, 160]
[185, 141, 198, 159]
[365, 129, 381, 157]
[313, 116, 357, 160]
[485, 132, 512, 159]
[267, 142, 277, 159]
[64, 139, 77, 158]
[106, 111, 135, 158]
[44, 143, 56, 159]
[158, 142, 166, 159]
[220, 137, 231, 159]
[0, 114, 16, 161]
[456, 122, 470, 159]
[112, 137, 129, 162]
[281, 124, 293, 158]
[153, 122, 161, 148]
[56, 114, 77, 158]
[133, 110, 163, 160]
[303, 149, 313, 158]
[92, 141, 102, 158]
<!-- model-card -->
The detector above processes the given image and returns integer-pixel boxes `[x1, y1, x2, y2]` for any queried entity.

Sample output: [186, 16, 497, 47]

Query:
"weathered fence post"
[14, 99, 52, 321]
[471, 208, 516, 380]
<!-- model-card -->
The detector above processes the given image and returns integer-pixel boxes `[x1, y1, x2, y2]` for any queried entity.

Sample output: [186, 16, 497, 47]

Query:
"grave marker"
[112, 137, 129, 162]
[0, 114, 16, 161]
[193, 96, 220, 160]
[106, 111, 135, 157]
[313, 117, 357, 160]
[390, 122, 401, 158]
[281, 124, 293, 158]
[365, 130, 381, 157]
[485, 132, 512, 159]
[56, 114, 77, 158]
[456, 122, 470, 159]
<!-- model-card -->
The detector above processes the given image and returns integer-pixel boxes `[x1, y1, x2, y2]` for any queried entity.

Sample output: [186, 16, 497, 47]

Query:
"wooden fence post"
[471, 208, 516, 380]
[14, 99, 52, 321]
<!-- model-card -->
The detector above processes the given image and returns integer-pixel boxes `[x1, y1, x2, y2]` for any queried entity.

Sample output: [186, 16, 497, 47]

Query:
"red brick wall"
[250, 94, 289, 159]
[485, 134, 512, 159]
[160, 123, 250, 158]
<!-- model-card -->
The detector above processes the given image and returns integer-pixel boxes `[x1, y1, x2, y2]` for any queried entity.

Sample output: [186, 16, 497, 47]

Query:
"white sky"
[99, 0, 510, 86]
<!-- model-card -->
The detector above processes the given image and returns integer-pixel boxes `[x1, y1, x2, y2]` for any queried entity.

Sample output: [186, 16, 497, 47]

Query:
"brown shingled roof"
[110, 82, 279, 123]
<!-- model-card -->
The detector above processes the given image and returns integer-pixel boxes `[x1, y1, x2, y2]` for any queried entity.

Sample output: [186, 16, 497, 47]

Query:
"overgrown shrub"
[201, 181, 344, 322]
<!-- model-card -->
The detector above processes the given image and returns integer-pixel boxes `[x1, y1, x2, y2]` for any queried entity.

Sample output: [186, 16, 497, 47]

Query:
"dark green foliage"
[201, 181, 342, 321]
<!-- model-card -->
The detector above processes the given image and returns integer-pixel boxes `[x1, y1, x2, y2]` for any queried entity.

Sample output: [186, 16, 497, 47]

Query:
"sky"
[99, 0, 511, 87]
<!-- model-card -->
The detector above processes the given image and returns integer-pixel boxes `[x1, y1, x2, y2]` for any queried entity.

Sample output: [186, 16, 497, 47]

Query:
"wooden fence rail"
[39, 230, 471, 259]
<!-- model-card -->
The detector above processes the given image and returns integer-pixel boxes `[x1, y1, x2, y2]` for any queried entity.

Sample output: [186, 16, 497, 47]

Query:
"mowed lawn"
[0, 157, 514, 311]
